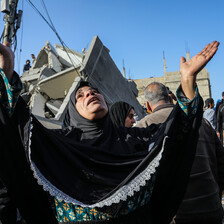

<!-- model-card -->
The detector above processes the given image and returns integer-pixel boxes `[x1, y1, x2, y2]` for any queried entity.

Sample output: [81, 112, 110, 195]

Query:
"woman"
[109, 101, 136, 128]
[0, 41, 219, 224]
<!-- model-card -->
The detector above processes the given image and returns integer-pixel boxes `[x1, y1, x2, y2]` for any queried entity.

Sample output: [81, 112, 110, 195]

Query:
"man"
[136, 82, 224, 224]
[215, 93, 224, 144]
[215, 92, 224, 118]
[203, 98, 216, 129]
[136, 82, 173, 128]
[217, 101, 224, 146]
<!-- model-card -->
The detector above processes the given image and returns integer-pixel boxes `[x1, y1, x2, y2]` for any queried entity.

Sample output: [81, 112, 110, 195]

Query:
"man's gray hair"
[144, 82, 169, 105]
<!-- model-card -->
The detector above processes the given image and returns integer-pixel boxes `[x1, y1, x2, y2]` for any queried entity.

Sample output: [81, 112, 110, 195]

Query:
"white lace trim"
[28, 118, 167, 208]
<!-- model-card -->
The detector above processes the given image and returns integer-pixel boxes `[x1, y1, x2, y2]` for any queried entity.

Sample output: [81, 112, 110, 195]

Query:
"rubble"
[21, 36, 145, 129]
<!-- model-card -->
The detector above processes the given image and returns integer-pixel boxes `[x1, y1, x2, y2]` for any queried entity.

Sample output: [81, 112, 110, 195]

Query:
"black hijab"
[109, 101, 134, 127]
[63, 81, 110, 140]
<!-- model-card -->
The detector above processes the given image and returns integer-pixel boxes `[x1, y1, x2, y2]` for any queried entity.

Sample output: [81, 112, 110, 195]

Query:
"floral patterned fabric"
[53, 175, 155, 222]
[176, 85, 199, 118]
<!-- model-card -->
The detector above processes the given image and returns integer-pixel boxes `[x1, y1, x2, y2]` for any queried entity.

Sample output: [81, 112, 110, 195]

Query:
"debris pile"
[21, 36, 145, 128]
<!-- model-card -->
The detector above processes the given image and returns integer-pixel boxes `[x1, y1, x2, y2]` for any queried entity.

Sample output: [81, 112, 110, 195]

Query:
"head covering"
[62, 81, 108, 140]
[109, 101, 134, 127]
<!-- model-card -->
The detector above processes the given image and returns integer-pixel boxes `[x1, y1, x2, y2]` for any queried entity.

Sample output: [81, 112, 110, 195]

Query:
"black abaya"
[0, 79, 203, 223]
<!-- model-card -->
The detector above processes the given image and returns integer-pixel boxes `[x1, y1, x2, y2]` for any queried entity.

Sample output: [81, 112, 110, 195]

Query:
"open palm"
[180, 41, 219, 79]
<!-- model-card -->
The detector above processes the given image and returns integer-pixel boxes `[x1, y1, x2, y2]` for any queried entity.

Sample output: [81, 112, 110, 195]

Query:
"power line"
[40, 0, 81, 69]
[25, 0, 84, 72]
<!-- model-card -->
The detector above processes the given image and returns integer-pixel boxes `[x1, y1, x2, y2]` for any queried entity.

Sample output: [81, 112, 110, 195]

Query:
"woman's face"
[125, 108, 135, 127]
[75, 86, 108, 120]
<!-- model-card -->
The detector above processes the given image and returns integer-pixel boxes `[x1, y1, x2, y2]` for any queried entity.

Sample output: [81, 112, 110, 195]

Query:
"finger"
[197, 42, 219, 62]
[203, 42, 219, 58]
[209, 41, 219, 48]
[204, 47, 219, 60]
[198, 41, 218, 56]
[198, 43, 211, 56]
[200, 41, 219, 56]
[180, 56, 186, 64]
[204, 47, 217, 58]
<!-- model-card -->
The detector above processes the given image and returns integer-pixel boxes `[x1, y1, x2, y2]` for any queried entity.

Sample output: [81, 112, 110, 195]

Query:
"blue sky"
[1, 0, 224, 103]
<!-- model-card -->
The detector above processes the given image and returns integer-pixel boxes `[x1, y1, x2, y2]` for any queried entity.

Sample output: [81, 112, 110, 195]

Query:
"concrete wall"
[134, 68, 211, 106]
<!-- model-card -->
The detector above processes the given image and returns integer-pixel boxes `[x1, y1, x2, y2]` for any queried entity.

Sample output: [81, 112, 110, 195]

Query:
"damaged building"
[21, 36, 145, 129]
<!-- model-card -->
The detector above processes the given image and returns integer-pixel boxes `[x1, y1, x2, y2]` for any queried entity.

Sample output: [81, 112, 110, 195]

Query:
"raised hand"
[180, 41, 219, 100]
[0, 42, 15, 83]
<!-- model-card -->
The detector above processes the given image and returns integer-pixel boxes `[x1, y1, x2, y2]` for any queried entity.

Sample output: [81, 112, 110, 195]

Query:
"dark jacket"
[175, 118, 224, 223]
[23, 64, 31, 72]
[215, 99, 224, 118]
[217, 103, 224, 132]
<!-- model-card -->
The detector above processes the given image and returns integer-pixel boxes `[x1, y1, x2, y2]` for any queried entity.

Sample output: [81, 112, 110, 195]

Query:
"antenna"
[185, 41, 190, 61]
[122, 59, 126, 78]
[163, 51, 167, 74]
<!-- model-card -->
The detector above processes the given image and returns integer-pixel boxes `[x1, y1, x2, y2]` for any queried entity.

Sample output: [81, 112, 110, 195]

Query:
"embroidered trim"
[28, 117, 33, 162]
[28, 118, 167, 208]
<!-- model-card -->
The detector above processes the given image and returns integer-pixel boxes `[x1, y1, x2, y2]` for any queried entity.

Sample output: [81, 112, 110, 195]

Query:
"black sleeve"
[215, 132, 224, 191]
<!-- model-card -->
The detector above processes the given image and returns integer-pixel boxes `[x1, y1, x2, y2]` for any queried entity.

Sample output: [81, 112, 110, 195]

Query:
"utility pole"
[1, 0, 22, 47]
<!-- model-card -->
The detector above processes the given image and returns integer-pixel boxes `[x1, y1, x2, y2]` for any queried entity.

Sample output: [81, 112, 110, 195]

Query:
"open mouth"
[87, 97, 99, 105]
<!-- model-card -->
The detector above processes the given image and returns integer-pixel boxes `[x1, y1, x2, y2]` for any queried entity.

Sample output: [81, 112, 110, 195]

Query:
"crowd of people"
[0, 40, 222, 224]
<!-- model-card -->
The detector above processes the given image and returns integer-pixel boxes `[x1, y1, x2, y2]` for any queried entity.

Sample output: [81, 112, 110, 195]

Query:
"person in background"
[203, 98, 216, 129]
[217, 101, 224, 146]
[215, 92, 224, 118]
[136, 82, 174, 128]
[166, 87, 177, 104]
[22, 60, 31, 72]
[109, 101, 135, 127]
[30, 54, 36, 64]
